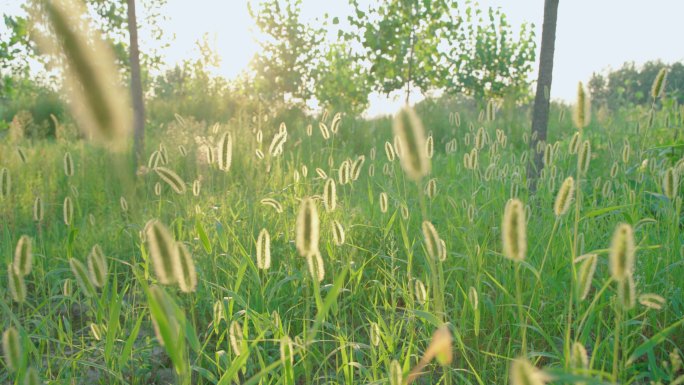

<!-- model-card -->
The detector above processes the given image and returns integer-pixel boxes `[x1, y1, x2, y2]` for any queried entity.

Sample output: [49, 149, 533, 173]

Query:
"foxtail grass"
[296, 198, 320, 257]
[36, 0, 132, 149]
[393, 107, 430, 181]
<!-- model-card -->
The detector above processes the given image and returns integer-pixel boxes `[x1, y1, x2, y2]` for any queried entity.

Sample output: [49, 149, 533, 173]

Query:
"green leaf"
[404, 308, 443, 328]
[196, 219, 212, 254]
[581, 204, 632, 220]
[119, 312, 145, 368]
[627, 317, 684, 365]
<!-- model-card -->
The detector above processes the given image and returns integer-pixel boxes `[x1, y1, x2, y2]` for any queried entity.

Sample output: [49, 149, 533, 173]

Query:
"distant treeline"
[3, 59, 682, 141]
[589, 60, 684, 110]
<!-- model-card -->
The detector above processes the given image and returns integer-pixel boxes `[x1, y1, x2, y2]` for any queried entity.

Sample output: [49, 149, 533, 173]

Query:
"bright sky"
[3, 0, 683, 116]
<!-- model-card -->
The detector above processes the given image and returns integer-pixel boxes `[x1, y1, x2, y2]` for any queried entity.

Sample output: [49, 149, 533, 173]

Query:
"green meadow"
[1, 1, 683, 384]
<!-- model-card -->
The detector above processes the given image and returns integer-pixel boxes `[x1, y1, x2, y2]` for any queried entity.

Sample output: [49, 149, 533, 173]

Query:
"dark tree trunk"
[127, 0, 145, 166]
[528, 0, 560, 190]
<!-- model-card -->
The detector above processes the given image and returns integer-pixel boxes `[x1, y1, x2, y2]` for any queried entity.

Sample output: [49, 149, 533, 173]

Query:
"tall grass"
[1, 85, 683, 384]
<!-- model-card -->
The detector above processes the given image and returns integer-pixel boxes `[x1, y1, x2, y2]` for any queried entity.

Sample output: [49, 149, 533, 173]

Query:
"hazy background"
[3, 0, 683, 115]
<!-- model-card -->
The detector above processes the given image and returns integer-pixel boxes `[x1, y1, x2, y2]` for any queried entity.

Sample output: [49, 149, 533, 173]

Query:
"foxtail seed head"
[393, 135, 403, 159]
[119, 196, 128, 212]
[192, 179, 201, 197]
[379, 192, 388, 213]
[338, 160, 351, 185]
[229, 321, 244, 355]
[158, 144, 168, 164]
[147, 150, 161, 169]
[487, 99, 496, 121]
[319, 122, 330, 140]
[8, 263, 27, 303]
[154, 167, 186, 194]
[370, 322, 381, 347]
[617, 274, 636, 310]
[205, 146, 215, 164]
[463, 152, 472, 169]
[145, 219, 179, 285]
[609, 223, 636, 282]
[323, 178, 337, 212]
[332, 220, 345, 246]
[622, 143, 631, 163]
[573, 82, 591, 129]
[502, 199, 527, 261]
[256, 228, 271, 270]
[571, 342, 589, 370]
[554, 177, 575, 216]
[400, 204, 409, 220]
[63, 151, 74, 177]
[13, 235, 32, 276]
[269, 130, 287, 157]
[306, 249, 325, 282]
[421, 221, 442, 260]
[424, 325, 453, 366]
[280, 335, 294, 365]
[296, 198, 320, 257]
[385, 141, 396, 161]
[331, 112, 342, 133]
[351, 155, 365, 181]
[33, 197, 43, 222]
[475, 127, 486, 149]
[469, 148, 479, 169]
[425, 178, 437, 199]
[87, 244, 107, 288]
[510, 358, 550, 385]
[638, 293, 665, 310]
[2, 326, 21, 372]
[543, 144, 553, 166]
[37, 0, 131, 149]
[610, 162, 619, 178]
[663, 167, 678, 200]
[260, 198, 283, 213]
[389, 359, 402, 385]
[468, 286, 479, 310]
[256, 129, 263, 144]
[651, 68, 668, 99]
[393, 107, 430, 181]
[176, 241, 197, 292]
[578, 140, 591, 175]
[63, 196, 73, 226]
[569, 132, 581, 154]
[90, 323, 103, 341]
[69, 258, 95, 297]
[438, 239, 447, 261]
[468, 204, 476, 223]
[405, 326, 454, 384]
[0, 168, 10, 197]
[414, 279, 427, 305]
[576, 253, 598, 300]
[218, 132, 233, 171]
[25, 366, 40, 385]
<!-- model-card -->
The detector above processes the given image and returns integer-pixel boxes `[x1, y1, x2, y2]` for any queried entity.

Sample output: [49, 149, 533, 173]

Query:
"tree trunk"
[127, 0, 145, 166]
[528, 0, 559, 190]
[405, 28, 415, 105]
